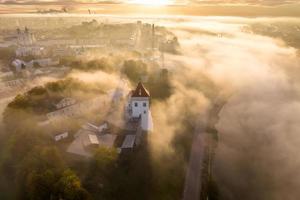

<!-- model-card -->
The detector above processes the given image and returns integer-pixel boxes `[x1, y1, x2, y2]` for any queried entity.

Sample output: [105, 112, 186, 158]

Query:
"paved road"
[182, 127, 205, 200]
[182, 100, 226, 200]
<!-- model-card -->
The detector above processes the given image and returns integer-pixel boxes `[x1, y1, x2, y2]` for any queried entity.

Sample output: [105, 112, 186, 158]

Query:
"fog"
[154, 17, 300, 200]
[55, 16, 300, 199]
[1, 14, 299, 199]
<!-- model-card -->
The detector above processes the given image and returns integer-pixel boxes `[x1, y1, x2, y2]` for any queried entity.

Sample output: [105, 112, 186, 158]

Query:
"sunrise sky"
[0, 0, 300, 16]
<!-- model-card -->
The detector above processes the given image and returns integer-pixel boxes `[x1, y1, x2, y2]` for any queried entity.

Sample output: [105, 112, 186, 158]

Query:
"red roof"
[131, 82, 150, 97]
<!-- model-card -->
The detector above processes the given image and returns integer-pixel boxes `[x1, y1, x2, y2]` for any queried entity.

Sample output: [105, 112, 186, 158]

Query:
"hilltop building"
[126, 82, 153, 132]
[66, 82, 153, 158]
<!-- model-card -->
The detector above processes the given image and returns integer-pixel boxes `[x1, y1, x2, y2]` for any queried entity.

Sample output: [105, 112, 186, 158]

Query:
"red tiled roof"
[131, 82, 150, 97]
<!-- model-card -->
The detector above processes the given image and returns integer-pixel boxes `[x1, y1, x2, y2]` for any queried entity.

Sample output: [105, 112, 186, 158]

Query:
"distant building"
[55, 98, 77, 110]
[47, 96, 108, 121]
[112, 38, 135, 48]
[15, 46, 45, 57]
[3, 79, 26, 88]
[11, 59, 27, 72]
[17, 27, 36, 46]
[27, 58, 59, 68]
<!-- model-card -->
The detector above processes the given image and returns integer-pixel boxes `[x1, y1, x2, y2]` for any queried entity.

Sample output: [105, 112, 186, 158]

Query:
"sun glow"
[129, 0, 174, 6]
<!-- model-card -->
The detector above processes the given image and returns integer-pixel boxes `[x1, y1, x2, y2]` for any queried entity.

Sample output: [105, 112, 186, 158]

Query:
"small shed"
[53, 131, 69, 142]
[83, 134, 99, 149]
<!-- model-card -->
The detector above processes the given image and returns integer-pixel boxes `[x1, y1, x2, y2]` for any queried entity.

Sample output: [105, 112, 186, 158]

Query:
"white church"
[126, 82, 153, 132]
[17, 27, 36, 46]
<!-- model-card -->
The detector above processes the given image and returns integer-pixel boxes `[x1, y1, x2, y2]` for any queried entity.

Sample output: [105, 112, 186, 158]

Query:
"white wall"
[54, 132, 69, 141]
[131, 98, 149, 118]
[141, 110, 153, 132]
[127, 97, 153, 132]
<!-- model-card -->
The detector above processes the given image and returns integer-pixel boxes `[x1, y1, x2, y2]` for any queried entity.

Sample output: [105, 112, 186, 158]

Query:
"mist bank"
[159, 16, 300, 200]
[0, 15, 299, 199]
[1, 3, 300, 17]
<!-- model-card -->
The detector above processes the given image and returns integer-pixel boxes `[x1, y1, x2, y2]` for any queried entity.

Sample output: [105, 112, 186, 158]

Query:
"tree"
[0, 126, 48, 179]
[17, 147, 66, 199]
[26, 170, 57, 200]
[84, 147, 118, 199]
[93, 147, 118, 172]
[0, 125, 90, 200]
[7, 94, 30, 109]
[146, 69, 173, 100]
[57, 170, 90, 200]
[27, 86, 47, 96]
[0, 47, 15, 65]
[33, 62, 41, 69]
[122, 60, 148, 83]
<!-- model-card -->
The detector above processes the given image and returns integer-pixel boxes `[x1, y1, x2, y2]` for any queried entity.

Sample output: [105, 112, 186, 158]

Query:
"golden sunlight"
[129, 0, 174, 6]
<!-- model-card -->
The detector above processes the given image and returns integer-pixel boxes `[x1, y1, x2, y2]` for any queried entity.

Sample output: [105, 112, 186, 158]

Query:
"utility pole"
[151, 24, 155, 52]
[161, 44, 165, 68]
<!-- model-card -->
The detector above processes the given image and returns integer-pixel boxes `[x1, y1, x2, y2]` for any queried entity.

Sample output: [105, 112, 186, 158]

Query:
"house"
[82, 122, 108, 134]
[67, 122, 117, 158]
[15, 46, 45, 57]
[99, 122, 109, 133]
[83, 134, 100, 149]
[46, 104, 79, 120]
[126, 82, 153, 132]
[83, 122, 108, 133]
[53, 131, 69, 142]
[11, 59, 27, 72]
[46, 96, 108, 121]
[27, 58, 59, 68]
[55, 98, 77, 109]
[4, 79, 26, 88]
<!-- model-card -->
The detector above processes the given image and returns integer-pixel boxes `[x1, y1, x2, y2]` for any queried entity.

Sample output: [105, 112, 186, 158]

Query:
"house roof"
[99, 134, 116, 148]
[131, 82, 150, 98]
[87, 134, 99, 145]
[12, 59, 26, 67]
[121, 135, 136, 149]
[56, 97, 76, 108]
